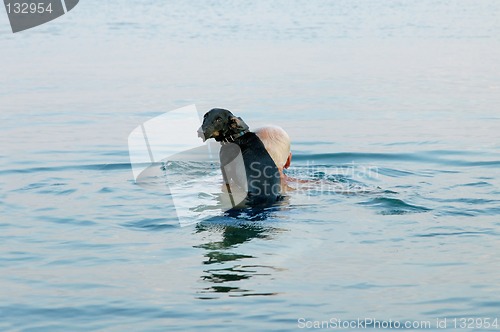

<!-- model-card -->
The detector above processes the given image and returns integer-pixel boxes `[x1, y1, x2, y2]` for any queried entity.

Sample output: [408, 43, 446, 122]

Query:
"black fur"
[198, 108, 281, 207]
[198, 108, 249, 142]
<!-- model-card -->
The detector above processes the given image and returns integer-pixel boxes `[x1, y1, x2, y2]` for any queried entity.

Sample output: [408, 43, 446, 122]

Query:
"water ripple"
[359, 197, 431, 215]
[415, 231, 493, 238]
[122, 218, 179, 231]
[293, 151, 500, 167]
[0, 163, 132, 175]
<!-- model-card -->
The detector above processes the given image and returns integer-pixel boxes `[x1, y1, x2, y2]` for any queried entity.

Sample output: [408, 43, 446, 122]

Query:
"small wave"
[451, 181, 492, 188]
[0, 303, 175, 322]
[292, 151, 500, 168]
[98, 187, 115, 194]
[13, 179, 78, 196]
[122, 218, 179, 231]
[359, 197, 431, 215]
[439, 206, 500, 217]
[0, 163, 132, 175]
[434, 197, 498, 205]
[293, 152, 420, 163]
[415, 231, 493, 238]
[38, 216, 97, 227]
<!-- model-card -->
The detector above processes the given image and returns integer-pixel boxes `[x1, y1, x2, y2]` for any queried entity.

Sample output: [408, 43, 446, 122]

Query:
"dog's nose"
[197, 127, 206, 142]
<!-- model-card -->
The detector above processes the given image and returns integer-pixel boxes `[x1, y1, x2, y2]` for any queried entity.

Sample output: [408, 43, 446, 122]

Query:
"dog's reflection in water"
[193, 207, 288, 298]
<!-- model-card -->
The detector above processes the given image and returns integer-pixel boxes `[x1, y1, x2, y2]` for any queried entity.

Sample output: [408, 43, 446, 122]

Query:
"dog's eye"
[216, 118, 222, 122]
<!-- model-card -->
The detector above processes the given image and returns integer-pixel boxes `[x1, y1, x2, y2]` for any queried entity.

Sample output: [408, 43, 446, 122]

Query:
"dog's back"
[220, 132, 281, 207]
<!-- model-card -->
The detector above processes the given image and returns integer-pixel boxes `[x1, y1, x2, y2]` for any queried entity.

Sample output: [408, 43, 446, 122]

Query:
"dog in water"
[198, 108, 281, 208]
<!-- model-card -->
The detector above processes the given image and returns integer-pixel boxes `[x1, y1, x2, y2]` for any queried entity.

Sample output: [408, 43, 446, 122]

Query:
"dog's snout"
[197, 127, 206, 142]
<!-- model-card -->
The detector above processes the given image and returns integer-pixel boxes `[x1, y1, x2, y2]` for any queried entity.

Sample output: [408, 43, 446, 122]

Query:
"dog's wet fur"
[198, 108, 281, 207]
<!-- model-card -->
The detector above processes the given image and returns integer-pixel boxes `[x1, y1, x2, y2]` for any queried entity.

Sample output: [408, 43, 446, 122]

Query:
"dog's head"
[198, 108, 249, 142]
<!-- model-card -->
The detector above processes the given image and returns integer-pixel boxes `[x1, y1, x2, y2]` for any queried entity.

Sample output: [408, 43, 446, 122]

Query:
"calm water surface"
[1, 1, 500, 331]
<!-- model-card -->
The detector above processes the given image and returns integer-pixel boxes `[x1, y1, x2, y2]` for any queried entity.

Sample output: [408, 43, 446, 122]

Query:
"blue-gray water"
[1, 1, 500, 331]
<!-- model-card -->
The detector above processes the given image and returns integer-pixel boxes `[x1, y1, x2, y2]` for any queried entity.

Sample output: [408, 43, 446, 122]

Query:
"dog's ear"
[229, 116, 249, 132]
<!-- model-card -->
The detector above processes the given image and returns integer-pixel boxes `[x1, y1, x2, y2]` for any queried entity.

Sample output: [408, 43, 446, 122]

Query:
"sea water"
[1, 0, 500, 331]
